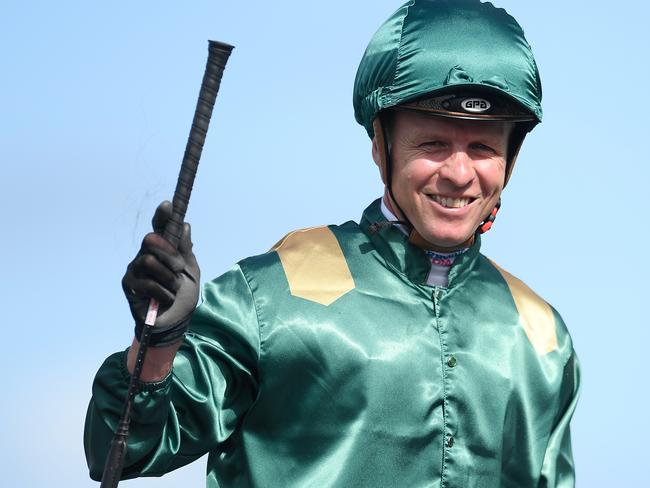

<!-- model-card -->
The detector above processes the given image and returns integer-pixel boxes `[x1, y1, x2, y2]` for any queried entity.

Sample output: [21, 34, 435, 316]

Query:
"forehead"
[391, 109, 512, 139]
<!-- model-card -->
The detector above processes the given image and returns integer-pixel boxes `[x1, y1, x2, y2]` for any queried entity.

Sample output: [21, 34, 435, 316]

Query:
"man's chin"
[416, 227, 475, 249]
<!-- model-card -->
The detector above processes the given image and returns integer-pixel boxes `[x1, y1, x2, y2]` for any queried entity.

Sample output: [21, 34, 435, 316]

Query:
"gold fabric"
[493, 262, 559, 355]
[273, 226, 355, 306]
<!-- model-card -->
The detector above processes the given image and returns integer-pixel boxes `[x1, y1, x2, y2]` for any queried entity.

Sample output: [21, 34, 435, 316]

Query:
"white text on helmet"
[461, 98, 491, 113]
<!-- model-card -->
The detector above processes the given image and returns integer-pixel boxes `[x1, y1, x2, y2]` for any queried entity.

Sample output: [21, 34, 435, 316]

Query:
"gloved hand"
[122, 201, 200, 346]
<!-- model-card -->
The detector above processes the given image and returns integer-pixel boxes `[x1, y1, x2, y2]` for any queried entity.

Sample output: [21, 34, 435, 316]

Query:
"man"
[85, 1, 580, 486]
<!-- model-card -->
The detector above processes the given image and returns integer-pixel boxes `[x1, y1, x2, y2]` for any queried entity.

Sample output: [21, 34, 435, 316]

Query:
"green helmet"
[353, 0, 542, 139]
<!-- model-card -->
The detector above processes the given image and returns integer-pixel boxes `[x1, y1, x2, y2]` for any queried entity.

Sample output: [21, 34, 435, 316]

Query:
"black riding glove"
[122, 201, 200, 346]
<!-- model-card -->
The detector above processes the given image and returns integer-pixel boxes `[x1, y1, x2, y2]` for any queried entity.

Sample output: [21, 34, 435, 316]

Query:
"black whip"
[99, 40, 234, 488]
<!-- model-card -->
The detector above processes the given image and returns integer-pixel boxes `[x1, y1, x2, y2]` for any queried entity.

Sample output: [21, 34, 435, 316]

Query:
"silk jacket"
[85, 199, 580, 487]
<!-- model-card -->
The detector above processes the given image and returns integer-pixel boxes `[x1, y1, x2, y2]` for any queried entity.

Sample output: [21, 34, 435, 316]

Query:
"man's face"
[372, 110, 512, 248]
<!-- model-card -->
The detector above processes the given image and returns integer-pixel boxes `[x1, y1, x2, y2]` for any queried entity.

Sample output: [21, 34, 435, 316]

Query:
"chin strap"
[372, 116, 505, 252]
[479, 197, 501, 234]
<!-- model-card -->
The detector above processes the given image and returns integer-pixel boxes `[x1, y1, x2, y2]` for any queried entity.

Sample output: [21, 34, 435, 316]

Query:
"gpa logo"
[461, 98, 491, 113]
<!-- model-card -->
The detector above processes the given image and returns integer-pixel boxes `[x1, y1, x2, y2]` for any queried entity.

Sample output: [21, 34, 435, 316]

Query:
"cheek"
[398, 159, 437, 188]
[476, 159, 506, 193]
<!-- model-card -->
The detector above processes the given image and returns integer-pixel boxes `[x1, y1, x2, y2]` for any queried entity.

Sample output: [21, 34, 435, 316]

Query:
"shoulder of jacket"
[269, 224, 357, 306]
[488, 259, 564, 356]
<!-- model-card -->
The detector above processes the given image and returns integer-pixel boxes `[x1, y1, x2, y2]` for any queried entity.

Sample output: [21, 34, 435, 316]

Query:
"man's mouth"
[426, 194, 475, 209]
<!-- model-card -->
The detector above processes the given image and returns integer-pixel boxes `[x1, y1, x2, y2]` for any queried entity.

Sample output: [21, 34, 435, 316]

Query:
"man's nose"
[438, 151, 474, 186]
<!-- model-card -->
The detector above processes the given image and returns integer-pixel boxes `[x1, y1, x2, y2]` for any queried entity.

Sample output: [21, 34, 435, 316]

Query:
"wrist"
[126, 337, 182, 382]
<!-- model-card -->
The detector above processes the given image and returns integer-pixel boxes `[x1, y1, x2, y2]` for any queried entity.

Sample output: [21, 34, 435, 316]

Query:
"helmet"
[353, 0, 542, 249]
[353, 0, 542, 186]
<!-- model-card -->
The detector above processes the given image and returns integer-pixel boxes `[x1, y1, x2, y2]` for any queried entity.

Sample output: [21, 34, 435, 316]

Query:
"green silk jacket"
[85, 199, 580, 487]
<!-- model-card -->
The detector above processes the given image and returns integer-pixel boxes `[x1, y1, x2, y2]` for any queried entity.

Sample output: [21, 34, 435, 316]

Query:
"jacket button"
[447, 356, 457, 368]
[446, 435, 454, 448]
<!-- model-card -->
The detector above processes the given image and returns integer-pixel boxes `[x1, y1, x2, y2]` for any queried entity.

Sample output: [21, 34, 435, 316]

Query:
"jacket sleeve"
[84, 264, 261, 481]
[538, 351, 581, 488]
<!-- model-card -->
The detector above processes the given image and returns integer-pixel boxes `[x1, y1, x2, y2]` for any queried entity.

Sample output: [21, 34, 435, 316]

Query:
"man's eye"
[471, 143, 496, 154]
[420, 140, 446, 148]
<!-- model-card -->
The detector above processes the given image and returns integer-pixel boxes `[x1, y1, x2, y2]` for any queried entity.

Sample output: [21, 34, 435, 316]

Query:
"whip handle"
[164, 40, 234, 246]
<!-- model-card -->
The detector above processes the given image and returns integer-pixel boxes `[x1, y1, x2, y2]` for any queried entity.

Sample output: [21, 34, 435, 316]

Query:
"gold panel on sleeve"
[272, 226, 355, 306]
[492, 262, 558, 355]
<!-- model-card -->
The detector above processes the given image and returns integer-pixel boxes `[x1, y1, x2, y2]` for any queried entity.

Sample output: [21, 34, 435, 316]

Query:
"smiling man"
[85, 1, 580, 487]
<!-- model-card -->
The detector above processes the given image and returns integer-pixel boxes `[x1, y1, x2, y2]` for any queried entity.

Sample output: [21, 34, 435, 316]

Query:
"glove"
[122, 201, 200, 346]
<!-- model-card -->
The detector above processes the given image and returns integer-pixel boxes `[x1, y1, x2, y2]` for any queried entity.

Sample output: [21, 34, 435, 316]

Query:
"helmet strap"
[479, 198, 501, 233]
[374, 116, 412, 231]
[504, 121, 534, 186]
[477, 123, 532, 233]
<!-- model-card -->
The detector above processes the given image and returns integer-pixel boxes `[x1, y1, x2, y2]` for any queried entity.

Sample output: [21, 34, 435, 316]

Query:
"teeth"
[430, 195, 471, 208]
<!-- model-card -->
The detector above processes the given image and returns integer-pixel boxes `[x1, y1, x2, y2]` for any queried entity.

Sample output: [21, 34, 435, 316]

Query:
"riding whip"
[99, 39, 234, 488]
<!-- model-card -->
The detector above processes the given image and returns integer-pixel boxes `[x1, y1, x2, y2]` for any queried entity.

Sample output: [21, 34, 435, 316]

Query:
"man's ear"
[371, 136, 381, 168]
[371, 117, 388, 184]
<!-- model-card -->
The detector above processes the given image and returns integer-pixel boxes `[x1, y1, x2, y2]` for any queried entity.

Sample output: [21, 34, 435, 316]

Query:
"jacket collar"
[359, 198, 482, 288]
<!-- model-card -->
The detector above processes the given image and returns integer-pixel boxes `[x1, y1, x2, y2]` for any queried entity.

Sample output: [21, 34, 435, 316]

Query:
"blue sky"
[1, 0, 648, 486]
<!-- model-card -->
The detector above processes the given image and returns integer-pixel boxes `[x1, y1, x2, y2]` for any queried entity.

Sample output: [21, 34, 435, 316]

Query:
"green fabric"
[85, 199, 579, 487]
[353, 0, 543, 137]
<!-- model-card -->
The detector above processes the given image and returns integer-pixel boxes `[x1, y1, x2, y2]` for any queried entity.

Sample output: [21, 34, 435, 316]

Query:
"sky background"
[1, 0, 648, 486]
